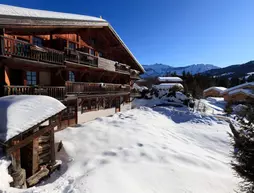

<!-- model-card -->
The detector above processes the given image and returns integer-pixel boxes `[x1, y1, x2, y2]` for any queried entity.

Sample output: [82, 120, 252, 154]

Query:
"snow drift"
[0, 106, 238, 193]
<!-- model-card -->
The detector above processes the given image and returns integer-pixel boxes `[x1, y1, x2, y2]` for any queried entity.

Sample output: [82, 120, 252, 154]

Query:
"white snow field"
[1, 106, 238, 193]
[200, 97, 227, 115]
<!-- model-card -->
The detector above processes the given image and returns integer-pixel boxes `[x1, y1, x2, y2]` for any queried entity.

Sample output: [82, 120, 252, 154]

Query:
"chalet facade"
[203, 87, 227, 98]
[154, 77, 184, 91]
[0, 4, 144, 125]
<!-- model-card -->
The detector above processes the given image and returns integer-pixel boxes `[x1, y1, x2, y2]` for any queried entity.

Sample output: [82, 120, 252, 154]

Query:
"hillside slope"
[204, 61, 254, 78]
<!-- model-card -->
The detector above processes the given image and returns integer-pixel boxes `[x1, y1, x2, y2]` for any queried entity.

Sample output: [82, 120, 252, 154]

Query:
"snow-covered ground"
[1, 104, 238, 193]
[199, 97, 227, 115]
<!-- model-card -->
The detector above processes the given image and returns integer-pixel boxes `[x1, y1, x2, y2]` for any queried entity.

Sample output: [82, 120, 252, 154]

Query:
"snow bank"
[0, 4, 105, 22]
[200, 97, 226, 115]
[0, 158, 12, 190]
[0, 95, 66, 141]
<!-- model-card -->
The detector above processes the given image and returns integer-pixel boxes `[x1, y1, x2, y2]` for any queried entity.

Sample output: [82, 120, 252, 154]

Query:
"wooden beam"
[6, 122, 57, 154]
[49, 119, 56, 165]
[0, 28, 5, 55]
[32, 138, 39, 175]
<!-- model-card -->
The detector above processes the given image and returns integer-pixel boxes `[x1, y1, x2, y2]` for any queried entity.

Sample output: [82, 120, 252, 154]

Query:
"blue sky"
[2, 0, 254, 67]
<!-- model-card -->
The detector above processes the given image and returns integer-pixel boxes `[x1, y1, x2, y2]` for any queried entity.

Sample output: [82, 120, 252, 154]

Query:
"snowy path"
[4, 106, 238, 193]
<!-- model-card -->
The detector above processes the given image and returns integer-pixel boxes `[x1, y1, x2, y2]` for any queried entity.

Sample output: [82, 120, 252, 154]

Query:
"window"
[68, 42, 76, 50]
[26, 71, 37, 85]
[98, 52, 103, 57]
[69, 71, 75, 82]
[90, 49, 95, 56]
[90, 38, 96, 45]
[33, 37, 43, 47]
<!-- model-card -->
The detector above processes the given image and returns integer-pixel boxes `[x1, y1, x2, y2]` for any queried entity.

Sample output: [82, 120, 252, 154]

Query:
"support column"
[32, 138, 39, 175]
[0, 28, 5, 56]
[50, 129, 56, 165]
[10, 140, 26, 188]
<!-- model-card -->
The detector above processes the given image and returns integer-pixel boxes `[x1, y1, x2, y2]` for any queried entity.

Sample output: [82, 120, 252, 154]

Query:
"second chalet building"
[0, 4, 145, 125]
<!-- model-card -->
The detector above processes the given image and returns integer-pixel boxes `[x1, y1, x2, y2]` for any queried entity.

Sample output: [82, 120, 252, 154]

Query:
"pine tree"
[182, 70, 186, 78]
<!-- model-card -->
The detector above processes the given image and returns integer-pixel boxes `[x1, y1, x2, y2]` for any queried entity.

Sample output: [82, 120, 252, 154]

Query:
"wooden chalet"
[203, 87, 227, 98]
[0, 4, 144, 126]
[0, 95, 66, 188]
[221, 82, 254, 103]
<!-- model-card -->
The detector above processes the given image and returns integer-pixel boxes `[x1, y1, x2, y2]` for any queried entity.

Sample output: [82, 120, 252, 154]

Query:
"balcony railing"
[64, 48, 98, 67]
[0, 36, 135, 76]
[65, 81, 130, 94]
[1, 36, 64, 65]
[4, 85, 66, 100]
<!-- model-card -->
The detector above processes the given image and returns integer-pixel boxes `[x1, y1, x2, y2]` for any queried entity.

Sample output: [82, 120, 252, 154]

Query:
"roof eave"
[108, 24, 145, 73]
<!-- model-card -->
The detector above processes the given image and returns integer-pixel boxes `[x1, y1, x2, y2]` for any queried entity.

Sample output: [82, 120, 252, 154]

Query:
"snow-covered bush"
[134, 86, 193, 108]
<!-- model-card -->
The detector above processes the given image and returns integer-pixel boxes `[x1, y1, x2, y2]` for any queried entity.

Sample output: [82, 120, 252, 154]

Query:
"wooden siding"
[224, 93, 254, 103]
[98, 57, 116, 71]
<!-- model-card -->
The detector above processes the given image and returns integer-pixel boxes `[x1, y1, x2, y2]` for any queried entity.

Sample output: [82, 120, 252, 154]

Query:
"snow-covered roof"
[203, 87, 227, 93]
[222, 82, 254, 94]
[228, 89, 254, 98]
[0, 95, 66, 142]
[153, 83, 183, 89]
[0, 4, 145, 73]
[0, 4, 105, 22]
[157, 77, 183, 82]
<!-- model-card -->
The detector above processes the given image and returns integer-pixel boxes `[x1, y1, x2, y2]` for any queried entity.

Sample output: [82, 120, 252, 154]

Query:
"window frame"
[69, 71, 75, 82]
[26, 71, 37, 86]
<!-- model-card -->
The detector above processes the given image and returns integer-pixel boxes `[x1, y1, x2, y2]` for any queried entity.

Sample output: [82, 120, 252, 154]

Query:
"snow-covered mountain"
[142, 63, 219, 78]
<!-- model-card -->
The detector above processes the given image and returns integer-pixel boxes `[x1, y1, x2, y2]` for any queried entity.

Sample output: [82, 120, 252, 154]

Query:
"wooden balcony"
[1, 36, 64, 65]
[0, 36, 133, 75]
[65, 81, 130, 94]
[4, 85, 66, 100]
[64, 48, 98, 67]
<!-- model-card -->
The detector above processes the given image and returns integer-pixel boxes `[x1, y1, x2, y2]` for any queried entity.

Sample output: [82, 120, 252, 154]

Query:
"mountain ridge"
[142, 63, 219, 78]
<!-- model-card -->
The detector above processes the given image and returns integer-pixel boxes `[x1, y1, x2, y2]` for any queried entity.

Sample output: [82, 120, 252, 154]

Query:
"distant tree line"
[141, 71, 254, 99]
[168, 71, 254, 99]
